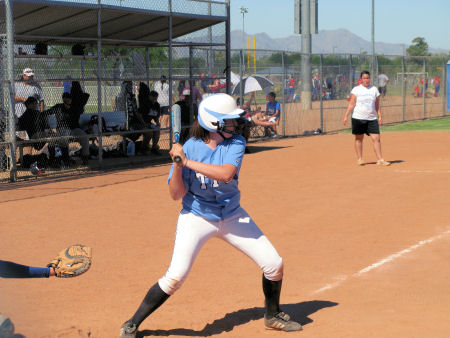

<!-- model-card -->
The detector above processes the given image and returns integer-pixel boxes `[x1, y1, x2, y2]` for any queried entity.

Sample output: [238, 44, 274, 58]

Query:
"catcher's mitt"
[47, 244, 92, 278]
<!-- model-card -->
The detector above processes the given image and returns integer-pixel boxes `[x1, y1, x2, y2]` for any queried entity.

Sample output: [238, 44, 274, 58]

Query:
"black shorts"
[352, 118, 380, 135]
[378, 86, 387, 95]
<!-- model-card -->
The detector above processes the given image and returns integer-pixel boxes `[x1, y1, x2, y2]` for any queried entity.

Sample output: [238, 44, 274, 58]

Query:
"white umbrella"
[219, 71, 241, 86]
[231, 75, 273, 95]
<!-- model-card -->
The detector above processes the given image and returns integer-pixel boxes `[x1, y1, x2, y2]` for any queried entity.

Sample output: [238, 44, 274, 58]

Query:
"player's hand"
[170, 143, 186, 167]
[343, 116, 348, 126]
[378, 117, 382, 126]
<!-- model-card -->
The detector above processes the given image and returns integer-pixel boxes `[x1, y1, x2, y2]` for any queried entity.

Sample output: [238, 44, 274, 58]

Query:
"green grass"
[341, 117, 450, 133]
[380, 117, 450, 132]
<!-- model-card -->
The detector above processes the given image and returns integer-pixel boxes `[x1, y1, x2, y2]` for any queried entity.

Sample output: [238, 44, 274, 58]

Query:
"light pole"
[371, 0, 375, 75]
[332, 46, 337, 54]
[240, 6, 248, 51]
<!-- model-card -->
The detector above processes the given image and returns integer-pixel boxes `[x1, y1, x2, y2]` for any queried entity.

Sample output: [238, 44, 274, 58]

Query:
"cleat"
[119, 320, 137, 338]
[264, 312, 302, 332]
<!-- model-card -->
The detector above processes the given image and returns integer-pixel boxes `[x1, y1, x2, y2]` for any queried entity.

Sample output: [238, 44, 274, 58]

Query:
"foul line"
[313, 229, 450, 294]
[394, 169, 450, 174]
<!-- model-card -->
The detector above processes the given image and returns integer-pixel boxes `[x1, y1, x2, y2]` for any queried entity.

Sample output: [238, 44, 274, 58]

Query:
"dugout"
[0, 0, 231, 182]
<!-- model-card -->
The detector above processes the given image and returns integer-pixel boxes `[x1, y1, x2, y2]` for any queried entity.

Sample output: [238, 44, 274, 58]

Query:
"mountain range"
[231, 29, 448, 55]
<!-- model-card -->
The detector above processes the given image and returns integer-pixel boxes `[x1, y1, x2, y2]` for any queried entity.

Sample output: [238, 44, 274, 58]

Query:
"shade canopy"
[1, 0, 227, 47]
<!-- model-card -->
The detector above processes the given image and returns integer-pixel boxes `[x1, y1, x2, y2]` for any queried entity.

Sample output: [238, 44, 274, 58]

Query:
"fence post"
[168, 0, 173, 150]
[349, 54, 353, 91]
[375, 55, 379, 87]
[442, 56, 446, 116]
[81, 58, 85, 90]
[281, 51, 286, 136]
[225, 1, 231, 94]
[145, 47, 150, 87]
[239, 49, 243, 109]
[5, 0, 17, 181]
[422, 57, 426, 119]
[401, 56, 405, 122]
[97, 0, 103, 165]
[189, 46, 194, 125]
[319, 54, 323, 132]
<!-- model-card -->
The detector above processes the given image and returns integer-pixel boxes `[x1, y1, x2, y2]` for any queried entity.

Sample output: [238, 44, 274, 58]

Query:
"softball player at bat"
[119, 93, 301, 337]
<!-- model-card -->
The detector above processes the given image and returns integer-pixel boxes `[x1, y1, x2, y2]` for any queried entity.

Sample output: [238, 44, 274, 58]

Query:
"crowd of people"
[13, 65, 433, 172]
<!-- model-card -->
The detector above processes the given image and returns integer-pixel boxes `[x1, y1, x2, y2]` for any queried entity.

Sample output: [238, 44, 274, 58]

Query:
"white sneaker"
[376, 159, 391, 166]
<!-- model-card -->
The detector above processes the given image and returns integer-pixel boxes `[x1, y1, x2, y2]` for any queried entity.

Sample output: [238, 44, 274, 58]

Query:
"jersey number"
[196, 173, 219, 190]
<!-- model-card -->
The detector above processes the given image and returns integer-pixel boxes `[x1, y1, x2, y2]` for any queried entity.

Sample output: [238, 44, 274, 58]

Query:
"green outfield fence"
[0, 0, 448, 182]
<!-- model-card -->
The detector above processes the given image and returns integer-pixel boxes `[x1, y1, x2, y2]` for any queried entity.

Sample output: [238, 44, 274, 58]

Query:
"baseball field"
[1, 128, 450, 337]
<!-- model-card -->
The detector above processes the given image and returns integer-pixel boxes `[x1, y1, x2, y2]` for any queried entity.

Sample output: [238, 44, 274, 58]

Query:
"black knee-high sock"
[130, 282, 170, 327]
[262, 274, 282, 317]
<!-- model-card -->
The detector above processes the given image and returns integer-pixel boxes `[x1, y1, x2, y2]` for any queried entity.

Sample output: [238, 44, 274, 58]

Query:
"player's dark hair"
[360, 70, 370, 78]
[191, 119, 210, 142]
[268, 91, 276, 98]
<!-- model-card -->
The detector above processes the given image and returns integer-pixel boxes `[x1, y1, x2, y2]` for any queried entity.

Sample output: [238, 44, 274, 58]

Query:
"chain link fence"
[232, 49, 448, 137]
[0, 0, 229, 182]
[1, 1, 448, 183]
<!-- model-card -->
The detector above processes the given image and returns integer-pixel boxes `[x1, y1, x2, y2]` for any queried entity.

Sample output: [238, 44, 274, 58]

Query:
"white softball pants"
[158, 208, 283, 295]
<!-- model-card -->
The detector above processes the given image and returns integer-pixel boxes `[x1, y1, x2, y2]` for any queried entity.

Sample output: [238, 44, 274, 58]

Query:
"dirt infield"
[1, 131, 450, 337]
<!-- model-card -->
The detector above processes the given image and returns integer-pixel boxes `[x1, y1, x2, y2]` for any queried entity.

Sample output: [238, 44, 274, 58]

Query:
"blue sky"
[230, 0, 450, 50]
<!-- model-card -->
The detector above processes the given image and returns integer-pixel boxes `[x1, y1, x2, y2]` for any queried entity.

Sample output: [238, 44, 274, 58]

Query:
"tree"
[406, 37, 430, 56]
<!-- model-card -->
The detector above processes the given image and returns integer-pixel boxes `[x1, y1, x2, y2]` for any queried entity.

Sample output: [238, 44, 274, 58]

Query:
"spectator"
[46, 92, 90, 165]
[418, 76, 428, 98]
[174, 88, 194, 144]
[191, 81, 203, 106]
[264, 92, 280, 137]
[70, 81, 90, 122]
[121, 81, 150, 155]
[199, 73, 211, 95]
[208, 74, 226, 93]
[138, 83, 161, 155]
[14, 68, 44, 124]
[433, 76, 440, 97]
[288, 75, 296, 102]
[378, 73, 389, 98]
[17, 96, 51, 152]
[177, 80, 186, 100]
[153, 75, 171, 128]
[18, 47, 27, 55]
[312, 73, 320, 101]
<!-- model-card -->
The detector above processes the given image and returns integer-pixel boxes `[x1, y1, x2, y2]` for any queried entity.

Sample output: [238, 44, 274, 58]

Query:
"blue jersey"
[266, 101, 280, 119]
[168, 135, 246, 221]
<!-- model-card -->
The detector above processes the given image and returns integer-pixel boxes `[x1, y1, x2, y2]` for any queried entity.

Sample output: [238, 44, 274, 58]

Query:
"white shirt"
[351, 85, 380, 120]
[14, 81, 44, 118]
[153, 81, 170, 107]
[378, 74, 389, 87]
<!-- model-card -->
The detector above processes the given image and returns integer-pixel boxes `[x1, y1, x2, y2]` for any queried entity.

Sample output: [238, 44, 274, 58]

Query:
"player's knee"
[263, 257, 284, 281]
[158, 275, 185, 295]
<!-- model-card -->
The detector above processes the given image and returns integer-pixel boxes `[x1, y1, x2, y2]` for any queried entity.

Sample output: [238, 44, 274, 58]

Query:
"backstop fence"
[0, 0, 448, 182]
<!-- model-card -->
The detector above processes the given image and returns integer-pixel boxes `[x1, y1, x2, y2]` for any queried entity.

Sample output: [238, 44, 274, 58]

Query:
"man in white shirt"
[14, 68, 45, 122]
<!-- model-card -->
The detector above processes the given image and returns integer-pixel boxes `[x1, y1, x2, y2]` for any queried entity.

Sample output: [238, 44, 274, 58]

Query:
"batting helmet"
[198, 93, 245, 133]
